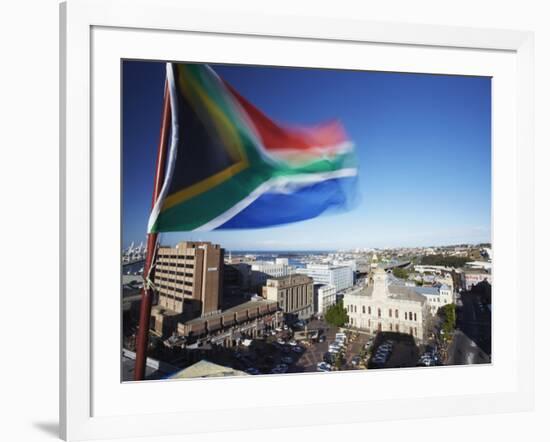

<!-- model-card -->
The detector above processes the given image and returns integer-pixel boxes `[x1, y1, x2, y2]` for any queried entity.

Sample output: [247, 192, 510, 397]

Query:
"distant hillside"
[420, 254, 469, 268]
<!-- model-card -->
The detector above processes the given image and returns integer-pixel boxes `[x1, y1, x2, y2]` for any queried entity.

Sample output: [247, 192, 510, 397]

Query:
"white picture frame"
[60, 0, 534, 440]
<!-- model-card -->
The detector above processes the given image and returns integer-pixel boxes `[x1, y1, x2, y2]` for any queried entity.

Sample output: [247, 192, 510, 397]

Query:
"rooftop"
[183, 297, 278, 326]
[168, 360, 248, 379]
[346, 281, 426, 304]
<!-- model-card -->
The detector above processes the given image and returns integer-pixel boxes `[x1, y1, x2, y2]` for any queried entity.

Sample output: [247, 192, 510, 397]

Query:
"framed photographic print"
[60, 0, 534, 440]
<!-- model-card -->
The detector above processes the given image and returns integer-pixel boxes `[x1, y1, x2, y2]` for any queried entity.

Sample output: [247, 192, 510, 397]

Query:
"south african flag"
[147, 62, 358, 233]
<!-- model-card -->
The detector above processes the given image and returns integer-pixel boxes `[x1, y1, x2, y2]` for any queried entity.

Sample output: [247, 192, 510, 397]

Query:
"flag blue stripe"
[214, 176, 359, 230]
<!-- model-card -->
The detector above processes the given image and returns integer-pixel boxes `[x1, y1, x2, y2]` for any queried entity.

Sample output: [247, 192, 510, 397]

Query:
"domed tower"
[370, 253, 379, 270]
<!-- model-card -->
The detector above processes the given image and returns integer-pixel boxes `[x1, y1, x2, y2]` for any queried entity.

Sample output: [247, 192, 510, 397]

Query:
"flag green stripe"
[150, 64, 358, 232]
[151, 151, 356, 232]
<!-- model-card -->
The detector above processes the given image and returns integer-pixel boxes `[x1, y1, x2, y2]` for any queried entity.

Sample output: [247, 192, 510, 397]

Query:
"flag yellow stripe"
[162, 160, 249, 211]
[161, 66, 250, 211]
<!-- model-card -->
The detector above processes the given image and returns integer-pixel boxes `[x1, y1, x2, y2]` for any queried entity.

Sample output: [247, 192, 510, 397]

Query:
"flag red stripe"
[224, 81, 349, 151]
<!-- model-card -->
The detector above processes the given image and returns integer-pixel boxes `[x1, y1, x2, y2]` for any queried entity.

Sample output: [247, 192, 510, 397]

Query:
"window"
[368, 306, 371, 315]
[389, 309, 392, 318]
[378, 308, 381, 318]
[395, 309, 399, 318]
[414, 313, 417, 321]
[405, 312, 408, 320]
[362, 305, 365, 314]
[396, 324, 399, 332]
[409, 312, 413, 320]
[414, 327, 417, 336]
[389, 323, 393, 331]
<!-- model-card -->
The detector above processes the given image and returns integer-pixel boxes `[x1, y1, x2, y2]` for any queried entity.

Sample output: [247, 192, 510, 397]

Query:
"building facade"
[314, 284, 337, 316]
[177, 298, 282, 347]
[296, 264, 353, 293]
[343, 267, 429, 342]
[154, 241, 224, 317]
[414, 284, 453, 315]
[151, 241, 223, 336]
[250, 261, 296, 288]
[263, 274, 314, 321]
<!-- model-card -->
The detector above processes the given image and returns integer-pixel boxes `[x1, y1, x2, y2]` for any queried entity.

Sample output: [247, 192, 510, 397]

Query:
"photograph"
[121, 60, 492, 382]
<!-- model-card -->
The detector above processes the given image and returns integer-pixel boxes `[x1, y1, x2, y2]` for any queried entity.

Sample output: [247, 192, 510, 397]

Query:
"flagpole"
[134, 79, 171, 381]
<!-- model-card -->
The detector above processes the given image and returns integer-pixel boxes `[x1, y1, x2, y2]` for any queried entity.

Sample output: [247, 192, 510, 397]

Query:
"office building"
[151, 241, 223, 336]
[263, 274, 314, 321]
[314, 283, 337, 316]
[250, 261, 296, 288]
[296, 264, 353, 293]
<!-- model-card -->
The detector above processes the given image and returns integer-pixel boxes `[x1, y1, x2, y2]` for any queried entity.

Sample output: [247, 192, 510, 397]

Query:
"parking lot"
[367, 332, 420, 369]
[222, 319, 375, 374]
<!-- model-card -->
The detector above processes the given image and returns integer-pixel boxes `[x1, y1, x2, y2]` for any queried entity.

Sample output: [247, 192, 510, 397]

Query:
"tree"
[392, 267, 409, 279]
[325, 301, 349, 327]
[421, 254, 468, 268]
[437, 303, 457, 341]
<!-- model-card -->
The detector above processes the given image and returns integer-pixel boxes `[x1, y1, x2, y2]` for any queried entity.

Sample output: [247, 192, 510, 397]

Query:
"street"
[448, 289, 491, 364]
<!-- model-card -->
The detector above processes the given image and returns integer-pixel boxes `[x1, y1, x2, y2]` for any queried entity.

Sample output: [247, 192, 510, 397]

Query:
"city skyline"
[123, 61, 491, 250]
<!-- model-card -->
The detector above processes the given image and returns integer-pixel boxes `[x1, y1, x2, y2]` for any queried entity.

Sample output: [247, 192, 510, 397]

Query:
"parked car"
[335, 332, 347, 342]
[371, 356, 387, 365]
[288, 339, 297, 346]
[318, 335, 326, 343]
[351, 356, 361, 366]
[245, 367, 260, 375]
[317, 362, 332, 372]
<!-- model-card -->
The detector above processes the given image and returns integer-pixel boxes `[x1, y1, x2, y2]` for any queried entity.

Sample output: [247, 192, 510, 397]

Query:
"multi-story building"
[344, 267, 429, 342]
[314, 284, 337, 316]
[332, 259, 357, 273]
[250, 261, 296, 288]
[296, 264, 353, 293]
[413, 284, 453, 315]
[263, 274, 314, 321]
[151, 241, 223, 336]
[154, 241, 223, 316]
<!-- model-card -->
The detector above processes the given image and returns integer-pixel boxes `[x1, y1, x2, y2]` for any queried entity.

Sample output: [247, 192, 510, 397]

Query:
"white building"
[413, 284, 453, 315]
[251, 261, 295, 287]
[314, 284, 337, 315]
[343, 267, 429, 342]
[332, 259, 357, 272]
[296, 264, 353, 293]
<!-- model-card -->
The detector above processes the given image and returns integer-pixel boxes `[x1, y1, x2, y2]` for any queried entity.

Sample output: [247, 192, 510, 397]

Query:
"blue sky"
[122, 61, 491, 251]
